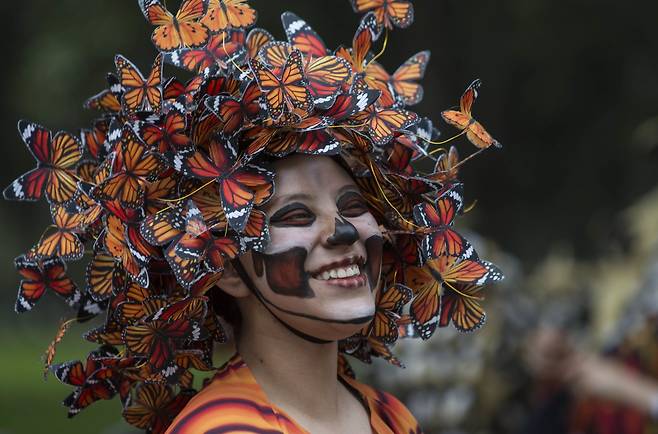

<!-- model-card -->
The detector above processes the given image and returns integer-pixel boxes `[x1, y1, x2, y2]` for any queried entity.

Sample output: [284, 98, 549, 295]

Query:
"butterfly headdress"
[5, 0, 504, 432]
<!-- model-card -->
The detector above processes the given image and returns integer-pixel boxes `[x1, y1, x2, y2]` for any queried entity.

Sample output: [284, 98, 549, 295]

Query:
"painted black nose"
[326, 217, 359, 246]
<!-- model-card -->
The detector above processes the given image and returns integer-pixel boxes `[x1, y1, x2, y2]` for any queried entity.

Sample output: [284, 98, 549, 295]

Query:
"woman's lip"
[312, 273, 368, 288]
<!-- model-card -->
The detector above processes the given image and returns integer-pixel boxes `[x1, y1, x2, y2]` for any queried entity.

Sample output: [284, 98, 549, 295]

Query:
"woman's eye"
[340, 199, 369, 218]
[270, 204, 316, 227]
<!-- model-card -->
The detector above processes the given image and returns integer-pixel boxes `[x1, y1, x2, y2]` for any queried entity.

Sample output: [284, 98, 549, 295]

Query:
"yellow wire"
[366, 28, 389, 68]
[222, 31, 245, 75]
[158, 179, 216, 203]
[367, 159, 419, 230]
[463, 199, 478, 213]
[443, 279, 483, 301]
[426, 130, 468, 154]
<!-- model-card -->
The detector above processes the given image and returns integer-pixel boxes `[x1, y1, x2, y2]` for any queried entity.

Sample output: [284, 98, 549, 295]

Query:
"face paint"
[252, 248, 315, 298]
[326, 217, 359, 246]
[365, 235, 384, 290]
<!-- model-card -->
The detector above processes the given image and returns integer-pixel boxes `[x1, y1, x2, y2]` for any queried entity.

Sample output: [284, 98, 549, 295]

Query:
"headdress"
[5, 0, 503, 431]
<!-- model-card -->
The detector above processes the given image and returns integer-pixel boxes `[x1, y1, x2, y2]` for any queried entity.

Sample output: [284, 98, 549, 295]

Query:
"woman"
[3, 1, 503, 433]
[167, 155, 418, 433]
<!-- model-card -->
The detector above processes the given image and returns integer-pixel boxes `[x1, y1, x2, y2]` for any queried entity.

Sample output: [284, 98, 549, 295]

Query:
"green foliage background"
[0, 1, 656, 433]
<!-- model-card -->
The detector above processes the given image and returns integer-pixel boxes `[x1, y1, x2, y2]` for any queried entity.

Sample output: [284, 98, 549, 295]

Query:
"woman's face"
[238, 155, 383, 342]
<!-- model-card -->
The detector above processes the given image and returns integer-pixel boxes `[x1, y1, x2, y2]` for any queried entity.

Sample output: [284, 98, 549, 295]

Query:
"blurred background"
[0, 1, 656, 433]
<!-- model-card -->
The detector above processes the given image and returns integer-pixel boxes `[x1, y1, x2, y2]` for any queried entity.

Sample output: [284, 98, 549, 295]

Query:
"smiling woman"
[168, 155, 418, 433]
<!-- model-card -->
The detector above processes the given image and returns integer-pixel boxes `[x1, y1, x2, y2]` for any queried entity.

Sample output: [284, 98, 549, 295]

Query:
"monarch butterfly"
[429, 145, 460, 184]
[115, 54, 163, 115]
[34, 205, 86, 261]
[116, 282, 165, 324]
[123, 317, 203, 370]
[138, 101, 191, 154]
[350, 0, 415, 30]
[413, 184, 467, 259]
[205, 80, 263, 135]
[442, 79, 502, 149]
[164, 30, 246, 75]
[281, 12, 329, 60]
[365, 50, 430, 106]
[169, 201, 241, 274]
[249, 49, 313, 120]
[201, 0, 257, 32]
[386, 172, 437, 216]
[149, 296, 209, 323]
[122, 384, 195, 434]
[259, 41, 351, 110]
[439, 282, 487, 332]
[142, 0, 210, 52]
[265, 128, 341, 158]
[104, 214, 149, 287]
[335, 12, 380, 74]
[92, 127, 164, 209]
[370, 284, 412, 343]
[14, 255, 80, 313]
[406, 249, 502, 339]
[4, 121, 82, 204]
[163, 75, 205, 108]
[320, 75, 381, 124]
[350, 103, 419, 146]
[84, 73, 122, 114]
[176, 135, 274, 232]
[85, 250, 122, 302]
[245, 27, 274, 60]
[80, 118, 110, 162]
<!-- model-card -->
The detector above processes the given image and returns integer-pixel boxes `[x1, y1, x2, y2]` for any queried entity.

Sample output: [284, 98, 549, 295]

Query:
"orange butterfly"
[142, 0, 209, 52]
[365, 50, 430, 106]
[441, 79, 502, 149]
[350, 104, 418, 146]
[335, 12, 380, 74]
[34, 205, 86, 261]
[104, 214, 149, 286]
[202, 0, 257, 32]
[260, 42, 351, 110]
[92, 127, 164, 209]
[370, 284, 412, 343]
[350, 0, 414, 30]
[115, 54, 163, 115]
[245, 27, 273, 60]
[249, 49, 313, 120]
[123, 384, 195, 433]
[439, 282, 487, 332]
[429, 145, 460, 184]
[84, 73, 122, 114]
[85, 250, 122, 302]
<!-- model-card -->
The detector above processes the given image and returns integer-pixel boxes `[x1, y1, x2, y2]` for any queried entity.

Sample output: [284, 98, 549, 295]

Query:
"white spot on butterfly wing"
[287, 19, 306, 35]
[21, 123, 36, 143]
[11, 179, 25, 199]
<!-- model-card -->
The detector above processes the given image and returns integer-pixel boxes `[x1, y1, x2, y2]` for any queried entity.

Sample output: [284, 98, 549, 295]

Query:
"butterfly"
[350, 0, 414, 30]
[168, 200, 241, 276]
[123, 316, 203, 370]
[320, 75, 381, 124]
[335, 12, 380, 74]
[429, 145, 460, 184]
[85, 250, 123, 302]
[164, 30, 246, 75]
[34, 205, 86, 261]
[14, 255, 80, 313]
[115, 54, 163, 115]
[104, 214, 150, 286]
[412, 184, 468, 259]
[265, 128, 341, 158]
[84, 73, 123, 114]
[175, 135, 274, 232]
[405, 248, 503, 339]
[350, 103, 419, 146]
[442, 79, 502, 149]
[122, 384, 195, 434]
[365, 50, 430, 106]
[163, 75, 205, 107]
[142, 0, 210, 52]
[438, 282, 487, 332]
[249, 49, 313, 120]
[138, 101, 191, 154]
[259, 41, 351, 110]
[115, 282, 165, 324]
[4, 121, 82, 204]
[92, 127, 164, 209]
[204, 80, 263, 136]
[201, 0, 257, 32]
[370, 284, 412, 343]
[245, 27, 274, 60]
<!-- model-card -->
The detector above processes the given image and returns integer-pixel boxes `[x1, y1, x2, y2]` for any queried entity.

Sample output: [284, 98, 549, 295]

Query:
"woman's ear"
[216, 258, 250, 298]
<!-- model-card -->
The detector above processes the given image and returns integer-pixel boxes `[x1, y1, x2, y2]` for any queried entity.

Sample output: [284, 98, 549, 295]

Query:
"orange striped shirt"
[166, 353, 422, 434]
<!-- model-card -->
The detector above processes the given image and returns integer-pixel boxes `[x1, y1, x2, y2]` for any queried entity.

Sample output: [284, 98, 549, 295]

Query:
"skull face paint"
[237, 155, 383, 342]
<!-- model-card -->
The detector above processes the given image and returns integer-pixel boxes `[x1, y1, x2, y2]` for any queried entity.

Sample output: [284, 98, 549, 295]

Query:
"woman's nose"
[326, 217, 359, 246]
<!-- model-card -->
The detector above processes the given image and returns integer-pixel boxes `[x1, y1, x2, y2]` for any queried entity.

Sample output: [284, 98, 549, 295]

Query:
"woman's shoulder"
[165, 355, 301, 434]
[342, 375, 424, 434]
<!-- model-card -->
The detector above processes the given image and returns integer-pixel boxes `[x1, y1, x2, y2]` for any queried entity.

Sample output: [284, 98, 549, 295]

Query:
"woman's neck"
[236, 316, 342, 422]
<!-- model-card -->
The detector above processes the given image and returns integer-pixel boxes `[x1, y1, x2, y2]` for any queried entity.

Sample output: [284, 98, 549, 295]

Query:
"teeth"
[315, 264, 361, 280]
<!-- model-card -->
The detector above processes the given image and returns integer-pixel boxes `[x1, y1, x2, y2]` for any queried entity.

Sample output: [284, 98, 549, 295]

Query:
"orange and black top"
[166, 353, 422, 434]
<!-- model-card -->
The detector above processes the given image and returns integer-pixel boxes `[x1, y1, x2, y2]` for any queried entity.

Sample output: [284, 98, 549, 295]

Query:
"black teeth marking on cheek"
[365, 235, 383, 290]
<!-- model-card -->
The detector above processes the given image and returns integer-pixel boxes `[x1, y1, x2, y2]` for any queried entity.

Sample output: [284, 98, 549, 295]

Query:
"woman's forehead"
[271, 155, 357, 199]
